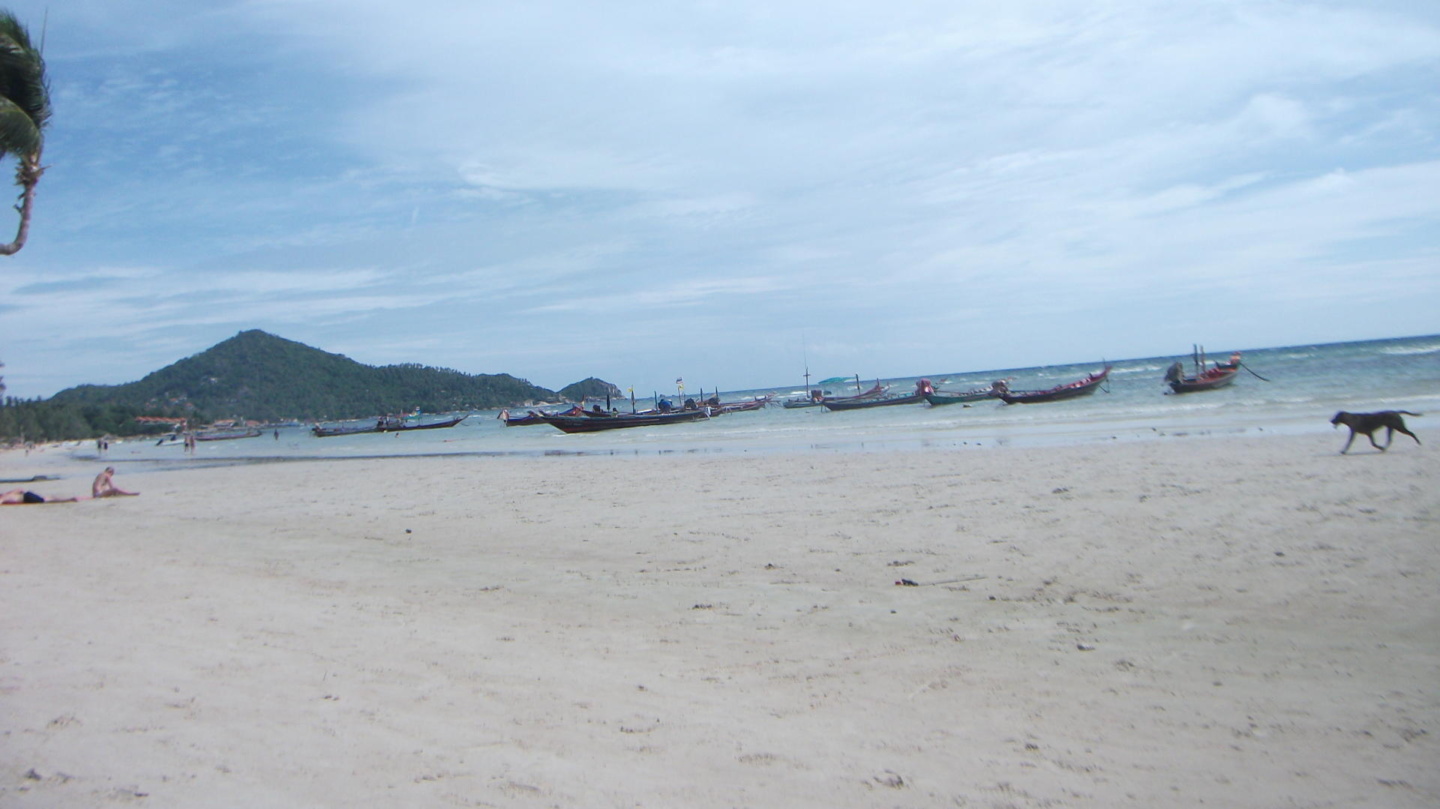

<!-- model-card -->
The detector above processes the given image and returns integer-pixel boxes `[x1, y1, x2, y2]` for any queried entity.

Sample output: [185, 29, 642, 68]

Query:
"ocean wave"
[1113, 364, 1167, 375]
[1378, 342, 1440, 356]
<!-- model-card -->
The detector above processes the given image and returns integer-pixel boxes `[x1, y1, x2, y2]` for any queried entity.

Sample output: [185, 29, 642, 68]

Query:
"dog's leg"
[1371, 429, 1387, 451]
[1340, 429, 1357, 454]
[1395, 424, 1421, 445]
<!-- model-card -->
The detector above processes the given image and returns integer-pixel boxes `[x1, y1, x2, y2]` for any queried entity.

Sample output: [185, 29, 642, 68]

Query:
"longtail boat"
[312, 413, 468, 437]
[924, 380, 1009, 406]
[782, 365, 825, 408]
[999, 366, 1111, 404]
[194, 428, 263, 442]
[540, 408, 712, 433]
[501, 406, 581, 426]
[822, 393, 923, 411]
[822, 379, 931, 411]
[500, 411, 547, 427]
[712, 394, 773, 413]
[806, 376, 887, 410]
[1164, 346, 1241, 394]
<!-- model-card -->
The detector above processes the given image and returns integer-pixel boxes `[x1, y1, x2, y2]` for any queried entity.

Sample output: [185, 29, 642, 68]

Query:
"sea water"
[73, 334, 1440, 468]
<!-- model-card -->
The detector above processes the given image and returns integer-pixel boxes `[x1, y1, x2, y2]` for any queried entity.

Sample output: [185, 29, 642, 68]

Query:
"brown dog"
[1330, 410, 1421, 454]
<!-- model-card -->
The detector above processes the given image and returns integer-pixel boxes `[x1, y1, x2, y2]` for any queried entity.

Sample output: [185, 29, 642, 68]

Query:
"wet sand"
[2, 432, 1436, 807]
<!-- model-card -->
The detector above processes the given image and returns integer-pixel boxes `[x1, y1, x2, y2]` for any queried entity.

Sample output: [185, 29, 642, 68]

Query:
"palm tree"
[0, 10, 50, 255]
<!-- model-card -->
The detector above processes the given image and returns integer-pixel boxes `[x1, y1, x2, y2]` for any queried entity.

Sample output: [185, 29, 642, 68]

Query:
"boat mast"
[800, 336, 811, 396]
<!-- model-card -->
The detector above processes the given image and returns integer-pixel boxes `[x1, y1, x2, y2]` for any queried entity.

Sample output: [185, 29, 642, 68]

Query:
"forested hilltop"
[558, 377, 625, 402]
[2, 330, 566, 441]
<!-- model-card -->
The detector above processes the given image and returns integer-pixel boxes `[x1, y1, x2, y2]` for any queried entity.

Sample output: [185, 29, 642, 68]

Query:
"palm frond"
[0, 11, 50, 132]
[0, 97, 41, 159]
[0, 12, 36, 50]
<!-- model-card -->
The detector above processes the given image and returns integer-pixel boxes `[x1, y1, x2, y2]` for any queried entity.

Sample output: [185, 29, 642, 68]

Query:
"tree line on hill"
[1, 330, 618, 443]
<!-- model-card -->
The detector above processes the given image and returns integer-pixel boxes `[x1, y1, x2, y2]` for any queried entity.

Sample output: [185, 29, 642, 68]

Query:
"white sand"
[2, 432, 1436, 807]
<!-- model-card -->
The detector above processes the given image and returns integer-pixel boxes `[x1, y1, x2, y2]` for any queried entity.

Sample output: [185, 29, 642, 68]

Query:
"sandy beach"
[2, 432, 1436, 807]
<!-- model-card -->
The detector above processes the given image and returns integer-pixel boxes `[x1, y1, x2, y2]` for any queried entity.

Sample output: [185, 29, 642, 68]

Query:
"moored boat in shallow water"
[194, 429, 263, 441]
[806, 376, 887, 410]
[499, 406, 581, 426]
[1164, 347, 1241, 394]
[540, 408, 712, 433]
[1000, 367, 1110, 404]
[822, 379, 933, 411]
[924, 380, 1009, 406]
[313, 414, 468, 437]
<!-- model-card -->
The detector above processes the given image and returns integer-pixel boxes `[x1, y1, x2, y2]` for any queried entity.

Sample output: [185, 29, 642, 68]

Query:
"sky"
[1, 0, 1437, 401]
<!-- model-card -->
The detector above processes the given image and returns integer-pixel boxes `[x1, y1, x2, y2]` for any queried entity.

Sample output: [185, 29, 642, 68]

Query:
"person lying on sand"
[1, 489, 80, 504]
[92, 467, 139, 498]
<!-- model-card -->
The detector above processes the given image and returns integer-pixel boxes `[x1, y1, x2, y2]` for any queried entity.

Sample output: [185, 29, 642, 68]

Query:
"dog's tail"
[1399, 411, 1423, 417]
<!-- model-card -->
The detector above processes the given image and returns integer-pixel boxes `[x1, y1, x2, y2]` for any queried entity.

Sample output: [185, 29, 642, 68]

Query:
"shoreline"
[0, 413, 1355, 487]
[3, 431, 1437, 807]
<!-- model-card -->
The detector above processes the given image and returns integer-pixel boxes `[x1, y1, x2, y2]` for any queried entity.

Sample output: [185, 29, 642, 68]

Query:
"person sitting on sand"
[92, 467, 139, 498]
[2, 489, 80, 504]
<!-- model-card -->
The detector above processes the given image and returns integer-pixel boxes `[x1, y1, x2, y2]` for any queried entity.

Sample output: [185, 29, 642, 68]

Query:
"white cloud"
[0, 0, 1436, 398]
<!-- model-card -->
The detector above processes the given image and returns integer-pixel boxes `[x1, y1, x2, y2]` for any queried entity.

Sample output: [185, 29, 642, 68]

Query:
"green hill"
[46, 330, 560, 422]
[558, 377, 625, 402]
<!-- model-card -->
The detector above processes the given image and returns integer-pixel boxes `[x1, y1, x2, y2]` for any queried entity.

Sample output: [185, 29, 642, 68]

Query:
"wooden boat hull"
[1165, 348, 1243, 394]
[1000, 367, 1111, 404]
[714, 395, 773, 413]
[504, 406, 584, 426]
[813, 383, 888, 410]
[313, 414, 468, 437]
[502, 414, 548, 426]
[542, 410, 712, 433]
[381, 415, 468, 432]
[924, 388, 1001, 406]
[822, 393, 924, 411]
[312, 426, 373, 437]
[194, 429, 262, 442]
[1166, 367, 1238, 394]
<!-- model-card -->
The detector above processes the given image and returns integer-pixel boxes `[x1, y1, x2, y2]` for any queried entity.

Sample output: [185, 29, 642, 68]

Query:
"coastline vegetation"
[1, 330, 575, 442]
